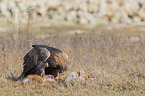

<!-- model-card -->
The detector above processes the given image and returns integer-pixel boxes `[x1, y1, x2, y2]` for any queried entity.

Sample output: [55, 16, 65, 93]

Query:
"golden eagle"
[18, 45, 68, 80]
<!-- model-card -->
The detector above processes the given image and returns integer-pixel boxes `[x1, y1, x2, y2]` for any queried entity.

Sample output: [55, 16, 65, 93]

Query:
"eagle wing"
[19, 47, 50, 80]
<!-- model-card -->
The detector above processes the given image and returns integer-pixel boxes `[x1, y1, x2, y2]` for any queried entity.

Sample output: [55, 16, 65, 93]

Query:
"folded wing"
[19, 47, 50, 80]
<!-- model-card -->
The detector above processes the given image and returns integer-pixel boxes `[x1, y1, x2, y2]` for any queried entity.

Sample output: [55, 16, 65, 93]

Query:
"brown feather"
[19, 45, 68, 80]
[19, 47, 50, 80]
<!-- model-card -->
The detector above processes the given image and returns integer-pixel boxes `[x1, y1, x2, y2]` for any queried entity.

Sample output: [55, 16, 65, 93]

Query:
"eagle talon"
[42, 80, 49, 83]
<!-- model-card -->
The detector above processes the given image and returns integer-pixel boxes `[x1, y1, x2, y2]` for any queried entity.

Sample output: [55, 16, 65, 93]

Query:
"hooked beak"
[60, 69, 66, 74]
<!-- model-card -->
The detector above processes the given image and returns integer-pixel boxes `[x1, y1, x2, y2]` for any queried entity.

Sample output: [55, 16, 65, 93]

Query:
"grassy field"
[0, 23, 145, 96]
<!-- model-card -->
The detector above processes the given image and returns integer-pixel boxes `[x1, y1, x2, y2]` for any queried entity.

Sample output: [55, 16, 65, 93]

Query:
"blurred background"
[0, 0, 145, 26]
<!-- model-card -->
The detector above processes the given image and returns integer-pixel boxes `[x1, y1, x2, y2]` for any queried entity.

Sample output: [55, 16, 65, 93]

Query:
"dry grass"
[0, 24, 145, 96]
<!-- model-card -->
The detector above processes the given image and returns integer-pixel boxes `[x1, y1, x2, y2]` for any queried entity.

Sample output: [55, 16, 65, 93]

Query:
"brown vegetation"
[0, 24, 145, 95]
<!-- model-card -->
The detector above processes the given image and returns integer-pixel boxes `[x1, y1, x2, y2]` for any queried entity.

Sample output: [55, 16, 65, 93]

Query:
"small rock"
[130, 36, 140, 42]
[37, 34, 50, 39]
[120, 16, 132, 24]
[133, 16, 141, 22]
[69, 30, 85, 34]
